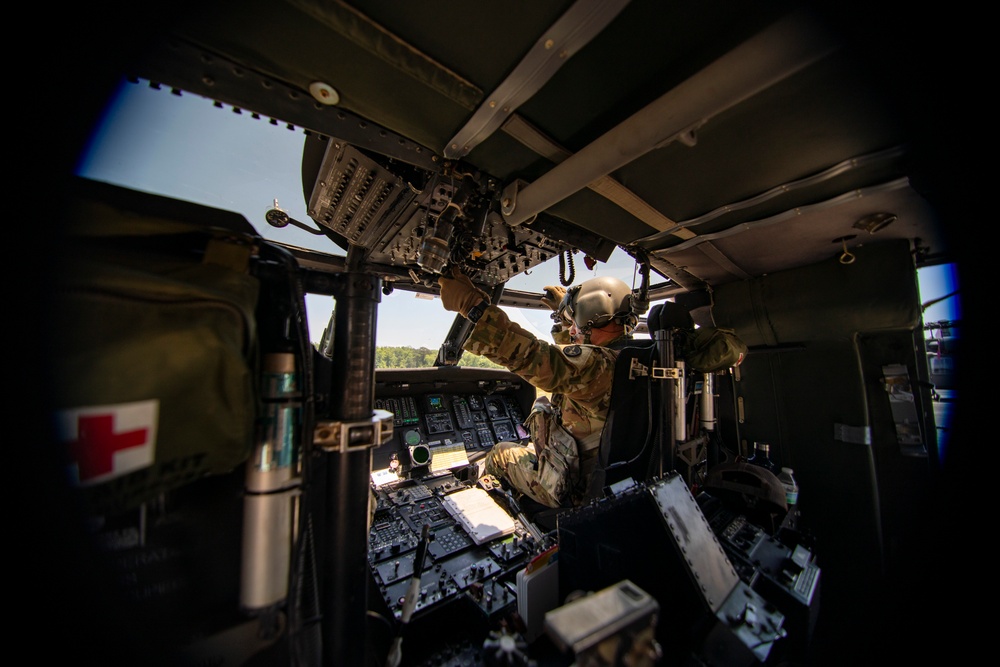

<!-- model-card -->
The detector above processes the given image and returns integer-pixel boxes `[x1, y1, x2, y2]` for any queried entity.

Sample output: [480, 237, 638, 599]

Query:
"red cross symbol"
[67, 413, 149, 481]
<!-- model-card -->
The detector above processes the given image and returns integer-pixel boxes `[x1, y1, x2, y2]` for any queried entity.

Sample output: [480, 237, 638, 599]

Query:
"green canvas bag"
[676, 326, 748, 373]
[51, 196, 260, 514]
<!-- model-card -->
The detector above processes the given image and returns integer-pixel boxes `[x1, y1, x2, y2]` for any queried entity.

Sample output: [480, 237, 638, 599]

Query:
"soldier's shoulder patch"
[564, 344, 582, 357]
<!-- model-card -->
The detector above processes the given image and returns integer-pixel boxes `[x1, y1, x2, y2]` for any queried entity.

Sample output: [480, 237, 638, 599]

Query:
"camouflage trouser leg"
[485, 441, 561, 508]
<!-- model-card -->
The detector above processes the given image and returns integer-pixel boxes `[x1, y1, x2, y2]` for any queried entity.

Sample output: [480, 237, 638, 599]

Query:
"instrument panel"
[367, 368, 540, 627]
[373, 368, 534, 475]
[376, 393, 526, 453]
[368, 475, 538, 622]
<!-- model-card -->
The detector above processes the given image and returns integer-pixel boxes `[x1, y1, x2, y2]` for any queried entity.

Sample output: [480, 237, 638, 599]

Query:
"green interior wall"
[706, 239, 935, 651]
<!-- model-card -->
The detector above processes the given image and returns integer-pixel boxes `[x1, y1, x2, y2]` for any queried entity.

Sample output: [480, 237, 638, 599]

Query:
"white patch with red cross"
[57, 400, 159, 486]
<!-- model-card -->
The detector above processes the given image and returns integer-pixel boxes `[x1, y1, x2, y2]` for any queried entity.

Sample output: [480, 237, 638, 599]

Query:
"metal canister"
[247, 352, 300, 491]
[241, 352, 301, 612]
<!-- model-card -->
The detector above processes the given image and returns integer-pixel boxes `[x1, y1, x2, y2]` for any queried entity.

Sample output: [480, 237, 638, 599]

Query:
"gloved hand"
[541, 285, 566, 311]
[438, 266, 489, 317]
[544, 285, 573, 339]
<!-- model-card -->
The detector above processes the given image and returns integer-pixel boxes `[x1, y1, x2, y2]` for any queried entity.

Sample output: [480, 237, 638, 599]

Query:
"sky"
[76, 79, 960, 348]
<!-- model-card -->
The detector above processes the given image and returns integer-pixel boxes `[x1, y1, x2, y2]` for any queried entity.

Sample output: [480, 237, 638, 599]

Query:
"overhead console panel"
[304, 137, 615, 288]
[307, 143, 422, 250]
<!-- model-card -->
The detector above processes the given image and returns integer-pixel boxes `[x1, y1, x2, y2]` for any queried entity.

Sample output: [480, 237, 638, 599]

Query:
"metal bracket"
[314, 409, 395, 453]
[833, 423, 872, 446]
[651, 366, 682, 380]
[501, 179, 528, 219]
[629, 357, 649, 379]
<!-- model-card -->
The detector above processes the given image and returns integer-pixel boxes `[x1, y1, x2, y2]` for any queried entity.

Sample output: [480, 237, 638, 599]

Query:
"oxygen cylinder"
[674, 360, 686, 441]
[700, 372, 715, 432]
[240, 352, 301, 612]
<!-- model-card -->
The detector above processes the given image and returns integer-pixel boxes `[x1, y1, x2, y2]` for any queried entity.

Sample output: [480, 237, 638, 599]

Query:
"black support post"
[321, 251, 381, 667]
[655, 327, 676, 475]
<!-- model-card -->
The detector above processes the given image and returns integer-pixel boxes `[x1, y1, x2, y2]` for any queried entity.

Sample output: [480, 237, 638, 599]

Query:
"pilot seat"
[521, 301, 695, 533]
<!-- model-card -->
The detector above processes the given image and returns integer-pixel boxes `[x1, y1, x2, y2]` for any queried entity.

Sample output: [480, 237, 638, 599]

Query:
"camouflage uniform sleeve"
[464, 306, 615, 401]
[550, 325, 572, 345]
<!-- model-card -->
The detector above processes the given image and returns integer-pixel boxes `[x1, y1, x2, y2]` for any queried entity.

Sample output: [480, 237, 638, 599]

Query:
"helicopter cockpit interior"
[35, 1, 974, 665]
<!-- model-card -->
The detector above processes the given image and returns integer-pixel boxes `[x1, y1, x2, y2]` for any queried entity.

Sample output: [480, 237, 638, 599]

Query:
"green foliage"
[374, 346, 503, 369]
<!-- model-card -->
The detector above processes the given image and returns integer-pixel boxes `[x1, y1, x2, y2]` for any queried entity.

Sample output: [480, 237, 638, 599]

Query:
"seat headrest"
[647, 302, 694, 331]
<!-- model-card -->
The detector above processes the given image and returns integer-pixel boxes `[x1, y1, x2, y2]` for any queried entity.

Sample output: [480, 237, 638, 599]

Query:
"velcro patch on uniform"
[564, 345, 582, 357]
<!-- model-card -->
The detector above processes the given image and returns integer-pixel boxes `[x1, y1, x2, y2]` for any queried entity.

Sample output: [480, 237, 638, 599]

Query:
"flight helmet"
[558, 276, 639, 334]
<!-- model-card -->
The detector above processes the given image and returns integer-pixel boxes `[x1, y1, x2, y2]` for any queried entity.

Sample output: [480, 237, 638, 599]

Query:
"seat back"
[589, 302, 695, 497]
[530, 302, 695, 528]
[591, 341, 660, 493]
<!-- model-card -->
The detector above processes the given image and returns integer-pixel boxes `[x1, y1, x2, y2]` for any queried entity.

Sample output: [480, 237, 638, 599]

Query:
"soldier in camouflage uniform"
[438, 267, 641, 508]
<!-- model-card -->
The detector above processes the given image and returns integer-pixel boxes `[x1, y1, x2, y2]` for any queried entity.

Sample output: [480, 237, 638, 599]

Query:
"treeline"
[375, 346, 503, 369]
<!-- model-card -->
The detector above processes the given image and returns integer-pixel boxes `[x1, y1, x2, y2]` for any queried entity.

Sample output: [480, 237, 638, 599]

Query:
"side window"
[918, 263, 959, 397]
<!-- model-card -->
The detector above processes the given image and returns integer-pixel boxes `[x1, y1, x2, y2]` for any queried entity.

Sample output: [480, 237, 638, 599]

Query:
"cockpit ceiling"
[645, 182, 945, 290]
[122, 0, 951, 289]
